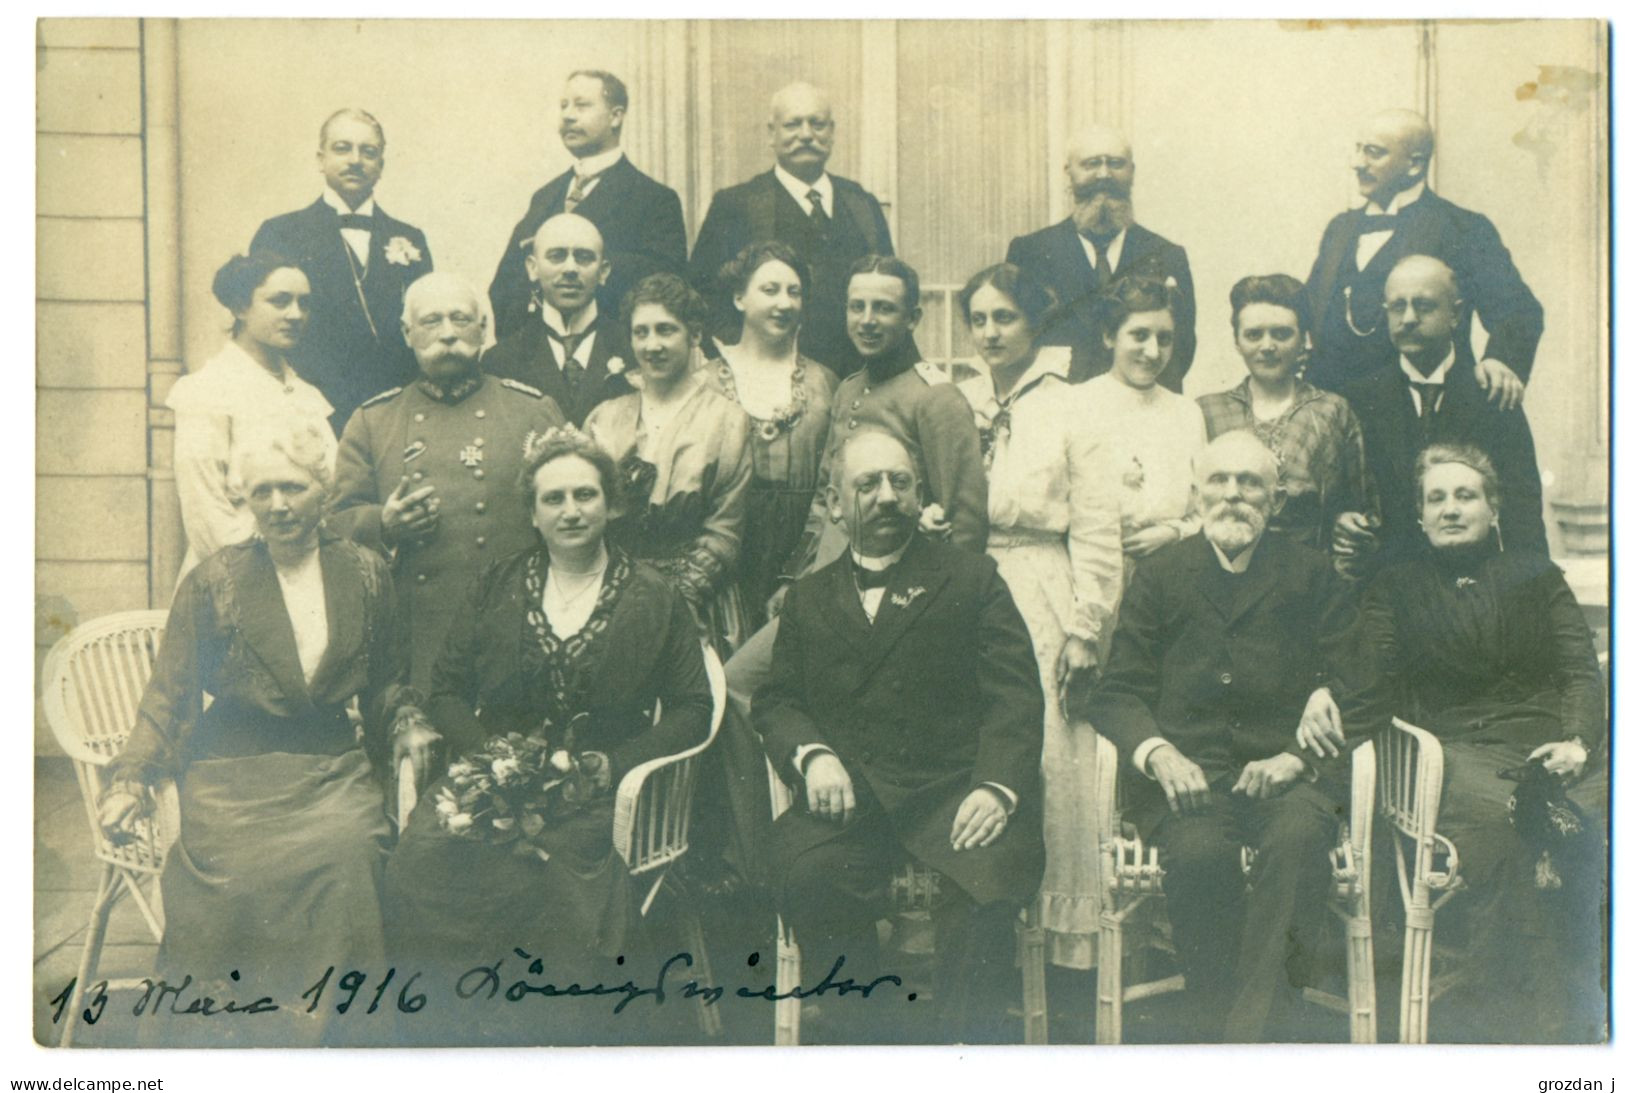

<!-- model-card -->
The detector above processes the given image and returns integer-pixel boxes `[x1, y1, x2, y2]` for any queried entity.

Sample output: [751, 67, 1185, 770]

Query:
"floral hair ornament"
[521, 422, 594, 462]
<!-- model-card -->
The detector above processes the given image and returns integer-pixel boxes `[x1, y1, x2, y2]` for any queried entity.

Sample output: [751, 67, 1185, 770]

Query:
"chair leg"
[1398, 905, 1435, 1044]
[678, 905, 723, 1039]
[1345, 912, 1376, 1044]
[775, 920, 801, 1046]
[61, 864, 122, 1048]
[1018, 908, 1048, 1045]
[1095, 911, 1124, 1045]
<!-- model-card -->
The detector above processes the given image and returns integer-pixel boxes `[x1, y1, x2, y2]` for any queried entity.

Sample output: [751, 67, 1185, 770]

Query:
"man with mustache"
[690, 81, 895, 378]
[482, 214, 633, 426]
[328, 272, 564, 692]
[251, 108, 433, 432]
[756, 427, 1043, 1043]
[488, 70, 686, 340]
[1005, 125, 1197, 389]
[1303, 109, 1543, 404]
[1334, 255, 1547, 575]
[1086, 430, 1387, 1041]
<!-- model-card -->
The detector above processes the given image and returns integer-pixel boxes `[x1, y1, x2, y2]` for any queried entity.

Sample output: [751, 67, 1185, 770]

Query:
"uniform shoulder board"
[500, 378, 547, 399]
[359, 386, 403, 409]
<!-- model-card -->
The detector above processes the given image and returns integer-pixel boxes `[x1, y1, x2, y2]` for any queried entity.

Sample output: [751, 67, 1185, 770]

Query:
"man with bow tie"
[251, 108, 433, 432]
[1334, 255, 1548, 575]
[1005, 125, 1197, 389]
[689, 82, 895, 378]
[488, 70, 686, 340]
[482, 213, 632, 426]
[1087, 430, 1388, 1041]
[1303, 108, 1543, 406]
[328, 272, 564, 694]
[756, 427, 1043, 1043]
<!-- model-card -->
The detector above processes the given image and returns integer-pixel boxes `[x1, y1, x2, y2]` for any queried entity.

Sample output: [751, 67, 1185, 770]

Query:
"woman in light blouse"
[957, 262, 1122, 971]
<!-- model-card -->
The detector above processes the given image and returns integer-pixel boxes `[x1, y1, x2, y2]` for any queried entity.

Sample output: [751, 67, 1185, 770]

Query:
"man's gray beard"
[1071, 194, 1135, 236]
[1203, 511, 1265, 555]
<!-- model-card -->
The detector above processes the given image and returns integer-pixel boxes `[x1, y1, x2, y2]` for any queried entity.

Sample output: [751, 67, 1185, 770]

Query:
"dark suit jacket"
[1005, 220, 1196, 391]
[251, 199, 432, 432]
[755, 536, 1044, 903]
[1344, 358, 1548, 567]
[1086, 533, 1387, 830]
[425, 548, 712, 781]
[689, 170, 894, 378]
[1304, 188, 1544, 394]
[479, 318, 633, 426]
[488, 156, 687, 339]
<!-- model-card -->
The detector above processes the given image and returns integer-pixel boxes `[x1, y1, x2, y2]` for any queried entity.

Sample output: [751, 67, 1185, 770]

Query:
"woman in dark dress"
[382, 426, 713, 1046]
[1355, 443, 1605, 1042]
[99, 419, 411, 1047]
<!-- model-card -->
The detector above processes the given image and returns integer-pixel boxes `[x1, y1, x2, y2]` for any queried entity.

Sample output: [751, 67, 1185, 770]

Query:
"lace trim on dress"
[713, 357, 809, 442]
[521, 546, 633, 727]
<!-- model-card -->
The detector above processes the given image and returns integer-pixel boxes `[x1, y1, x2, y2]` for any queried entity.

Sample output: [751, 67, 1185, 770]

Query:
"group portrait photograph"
[23, 11, 1613, 1074]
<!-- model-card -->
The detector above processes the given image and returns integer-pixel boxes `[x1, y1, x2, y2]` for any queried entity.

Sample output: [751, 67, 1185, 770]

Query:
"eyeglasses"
[853, 471, 916, 495]
[414, 312, 478, 331]
[1382, 298, 1445, 318]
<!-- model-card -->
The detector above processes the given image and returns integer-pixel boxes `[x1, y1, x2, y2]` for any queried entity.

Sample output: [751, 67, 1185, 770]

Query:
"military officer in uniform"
[330, 271, 565, 687]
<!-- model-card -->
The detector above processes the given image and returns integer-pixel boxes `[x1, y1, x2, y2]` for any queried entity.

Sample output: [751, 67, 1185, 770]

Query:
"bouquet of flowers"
[433, 716, 608, 860]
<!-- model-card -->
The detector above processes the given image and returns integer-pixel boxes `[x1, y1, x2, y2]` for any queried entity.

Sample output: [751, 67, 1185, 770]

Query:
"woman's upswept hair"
[721, 239, 811, 301]
[1228, 273, 1311, 334]
[213, 251, 308, 334]
[1414, 442, 1501, 514]
[958, 262, 1058, 335]
[230, 417, 334, 502]
[519, 424, 624, 514]
[1098, 274, 1182, 339]
[620, 272, 708, 335]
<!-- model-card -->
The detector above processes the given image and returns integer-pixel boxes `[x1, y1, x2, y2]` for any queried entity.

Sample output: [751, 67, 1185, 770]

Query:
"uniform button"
[849, 418, 858, 428]
[413, 413, 425, 423]
[475, 409, 487, 419]
[474, 437, 485, 447]
[475, 501, 487, 514]
[411, 471, 424, 482]
[851, 399, 862, 410]
[1219, 672, 1233, 685]
[473, 468, 486, 480]
[416, 574, 428, 585]
[476, 536, 487, 548]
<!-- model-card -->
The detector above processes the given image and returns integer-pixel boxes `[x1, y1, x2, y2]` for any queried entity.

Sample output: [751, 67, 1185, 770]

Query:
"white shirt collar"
[1362, 179, 1426, 216]
[962, 345, 1072, 411]
[540, 298, 600, 336]
[322, 187, 376, 217]
[1076, 228, 1126, 271]
[1399, 345, 1456, 385]
[850, 541, 908, 572]
[774, 163, 834, 217]
[571, 147, 624, 180]
[1209, 536, 1261, 574]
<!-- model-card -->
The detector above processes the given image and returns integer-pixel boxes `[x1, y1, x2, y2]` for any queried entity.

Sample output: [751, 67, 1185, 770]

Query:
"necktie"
[564, 171, 596, 213]
[337, 213, 373, 230]
[1358, 214, 1400, 233]
[852, 560, 897, 591]
[544, 320, 597, 371]
[1410, 381, 1440, 432]
[806, 187, 831, 231]
[1085, 233, 1115, 288]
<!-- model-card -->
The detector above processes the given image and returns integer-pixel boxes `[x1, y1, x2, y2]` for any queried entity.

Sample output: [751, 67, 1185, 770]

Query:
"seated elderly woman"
[98, 419, 411, 1047]
[1197, 274, 1373, 554]
[1347, 443, 1606, 1042]
[382, 426, 713, 1046]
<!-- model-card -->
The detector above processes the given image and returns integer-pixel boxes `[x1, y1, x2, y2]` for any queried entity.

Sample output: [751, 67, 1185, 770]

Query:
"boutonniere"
[889, 586, 927, 609]
[605, 355, 626, 376]
[384, 236, 422, 266]
[1455, 576, 1477, 590]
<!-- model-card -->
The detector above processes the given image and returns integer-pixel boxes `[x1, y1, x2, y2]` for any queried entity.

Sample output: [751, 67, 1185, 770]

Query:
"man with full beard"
[1005, 125, 1197, 389]
[1086, 430, 1387, 1041]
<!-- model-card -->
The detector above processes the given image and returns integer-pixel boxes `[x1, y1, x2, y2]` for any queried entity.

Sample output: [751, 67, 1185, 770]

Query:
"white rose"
[446, 812, 475, 834]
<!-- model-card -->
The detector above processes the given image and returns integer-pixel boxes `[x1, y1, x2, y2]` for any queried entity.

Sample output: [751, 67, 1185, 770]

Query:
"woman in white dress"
[957, 262, 1122, 970]
[168, 252, 337, 577]
[1074, 275, 1205, 592]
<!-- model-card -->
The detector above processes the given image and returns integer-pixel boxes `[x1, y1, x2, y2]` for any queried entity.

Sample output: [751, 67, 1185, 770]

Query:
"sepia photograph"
[29, 12, 1611, 1066]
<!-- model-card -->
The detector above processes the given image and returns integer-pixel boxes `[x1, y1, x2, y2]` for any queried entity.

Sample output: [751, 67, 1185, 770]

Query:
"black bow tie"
[337, 213, 374, 231]
[852, 560, 897, 591]
[1358, 214, 1400, 233]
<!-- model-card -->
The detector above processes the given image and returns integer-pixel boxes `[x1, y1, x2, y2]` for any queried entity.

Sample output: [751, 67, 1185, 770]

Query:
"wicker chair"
[397, 645, 729, 1038]
[40, 610, 178, 1047]
[1093, 735, 1377, 1043]
[763, 758, 1049, 1046]
[1374, 717, 1462, 1044]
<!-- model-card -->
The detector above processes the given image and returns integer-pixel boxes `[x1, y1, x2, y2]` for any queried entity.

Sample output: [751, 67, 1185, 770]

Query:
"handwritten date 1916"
[47, 967, 426, 1028]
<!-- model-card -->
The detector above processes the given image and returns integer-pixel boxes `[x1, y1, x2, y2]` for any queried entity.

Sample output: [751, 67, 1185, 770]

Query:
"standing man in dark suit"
[252, 108, 433, 432]
[757, 427, 1043, 1043]
[1334, 255, 1548, 575]
[481, 213, 632, 426]
[1304, 108, 1543, 404]
[1005, 125, 1196, 389]
[488, 70, 686, 340]
[1086, 430, 1387, 1042]
[689, 81, 894, 378]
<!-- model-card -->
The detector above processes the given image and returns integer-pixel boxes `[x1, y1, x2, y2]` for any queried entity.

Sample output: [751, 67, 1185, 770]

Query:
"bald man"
[488, 70, 686, 339]
[689, 81, 895, 377]
[1336, 255, 1548, 574]
[1006, 125, 1197, 389]
[1304, 108, 1543, 403]
[251, 107, 434, 431]
[329, 271, 564, 692]
[482, 213, 633, 425]
[1087, 430, 1387, 1041]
